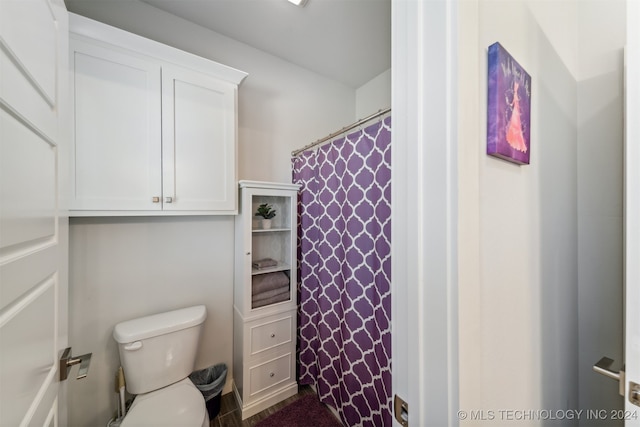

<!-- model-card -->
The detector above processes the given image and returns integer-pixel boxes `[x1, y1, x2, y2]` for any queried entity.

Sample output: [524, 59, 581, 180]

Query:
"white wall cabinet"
[69, 14, 246, 216]
[233, 181, 300, 419]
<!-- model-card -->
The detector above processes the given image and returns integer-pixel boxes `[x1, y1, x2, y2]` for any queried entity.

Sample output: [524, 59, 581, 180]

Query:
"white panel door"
[0, 0, 69, 426]
[71, 38, 162, 211]
[625, 2, 640, 425]
[162, 65, 237, 212]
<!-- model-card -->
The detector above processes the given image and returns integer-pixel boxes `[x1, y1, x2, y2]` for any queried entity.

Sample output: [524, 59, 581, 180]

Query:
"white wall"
[69, 217, 234, 426]
[460, 1, 627, 424]
[64, 1, 359, 425]
[356, 68, 391, 118]
[577, 1, 626, 424]
[459, 1, 579, 424]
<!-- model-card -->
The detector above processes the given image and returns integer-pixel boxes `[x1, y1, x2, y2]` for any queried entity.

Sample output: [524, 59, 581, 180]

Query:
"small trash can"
[189, 363, 227, 420]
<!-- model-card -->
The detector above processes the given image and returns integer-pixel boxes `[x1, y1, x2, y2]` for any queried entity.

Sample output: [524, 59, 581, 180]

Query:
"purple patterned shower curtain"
[292, 117, 392, 427]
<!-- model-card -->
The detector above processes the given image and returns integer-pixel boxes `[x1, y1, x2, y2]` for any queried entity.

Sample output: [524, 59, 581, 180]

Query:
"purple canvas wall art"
[487, 42, 532, 165]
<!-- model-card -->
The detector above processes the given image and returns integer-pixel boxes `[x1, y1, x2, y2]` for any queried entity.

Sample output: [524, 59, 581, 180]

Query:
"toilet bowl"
[120, 378, 208, 427]
[113, 305, 208, 427]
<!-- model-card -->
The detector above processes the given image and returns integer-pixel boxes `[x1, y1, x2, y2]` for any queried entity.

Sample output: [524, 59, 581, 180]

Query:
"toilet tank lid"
[113, 305, 207, 343]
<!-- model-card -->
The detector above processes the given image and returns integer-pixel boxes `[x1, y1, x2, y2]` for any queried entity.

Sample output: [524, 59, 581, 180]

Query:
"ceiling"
[140, 0, 391, 88]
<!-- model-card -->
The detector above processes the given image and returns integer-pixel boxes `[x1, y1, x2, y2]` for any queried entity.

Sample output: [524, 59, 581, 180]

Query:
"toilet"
[113, 305, 209, 427]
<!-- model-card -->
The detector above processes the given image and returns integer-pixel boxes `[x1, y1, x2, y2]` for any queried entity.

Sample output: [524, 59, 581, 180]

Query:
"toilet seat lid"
[121, 378, 206, 427]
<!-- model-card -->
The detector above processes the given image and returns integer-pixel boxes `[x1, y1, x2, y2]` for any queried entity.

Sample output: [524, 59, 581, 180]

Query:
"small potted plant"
[255, 203, 276, 229]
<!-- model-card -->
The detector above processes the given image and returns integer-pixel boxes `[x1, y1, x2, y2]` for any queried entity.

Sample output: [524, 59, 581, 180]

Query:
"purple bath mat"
[254, 395, 342, 427]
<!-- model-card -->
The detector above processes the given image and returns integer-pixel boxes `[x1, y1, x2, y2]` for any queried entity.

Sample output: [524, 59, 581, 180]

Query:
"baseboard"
[233, 381, 298, 420]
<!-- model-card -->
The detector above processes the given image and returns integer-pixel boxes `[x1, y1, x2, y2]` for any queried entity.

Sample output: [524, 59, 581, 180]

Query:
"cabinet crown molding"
[239, 180, 301, 191]
[69, 12, 248, 85]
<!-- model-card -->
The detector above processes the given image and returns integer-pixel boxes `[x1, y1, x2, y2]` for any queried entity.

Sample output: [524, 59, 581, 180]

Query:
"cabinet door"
[239, 185, 298, 316]
[162, 65, 237, 212]
[71, 39, 162, 211]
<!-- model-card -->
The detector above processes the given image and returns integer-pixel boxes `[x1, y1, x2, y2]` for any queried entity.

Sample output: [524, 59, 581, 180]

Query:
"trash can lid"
[121, 378, 207, 427]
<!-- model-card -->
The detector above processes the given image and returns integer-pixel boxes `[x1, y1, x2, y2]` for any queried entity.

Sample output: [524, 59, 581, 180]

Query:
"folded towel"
[252, 258, 278, 269]
[251, 272, 290, 294]
[252, 285, 290, 303]
[252, 292, 290, 308]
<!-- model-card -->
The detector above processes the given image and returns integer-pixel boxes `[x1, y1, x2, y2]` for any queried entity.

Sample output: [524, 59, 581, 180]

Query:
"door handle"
[394, 394, 408, 427]
[631, 382, 640, 407]
[593, 356, 625, 396]
[60, 347, 92, 381]
[594, 357, 622, 380]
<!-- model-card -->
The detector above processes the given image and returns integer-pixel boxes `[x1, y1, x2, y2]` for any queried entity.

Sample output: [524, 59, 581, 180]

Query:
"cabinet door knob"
[152, 196, 160, 203]
[270, 333, 275, 338]
[269, 372, 275, 378]
[165, 197, 173, 203]
[246, 252, 251, 256]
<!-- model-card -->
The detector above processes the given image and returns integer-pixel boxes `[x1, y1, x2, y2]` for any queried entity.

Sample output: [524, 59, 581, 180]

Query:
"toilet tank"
[113, 305, 207, 395]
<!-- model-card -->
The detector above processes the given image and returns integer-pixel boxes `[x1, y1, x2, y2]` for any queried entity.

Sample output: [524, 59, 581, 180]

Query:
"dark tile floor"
[211, 385, 318, 427]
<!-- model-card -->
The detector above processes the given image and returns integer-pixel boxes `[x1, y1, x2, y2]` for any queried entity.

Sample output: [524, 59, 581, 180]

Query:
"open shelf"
[251, 263, 291, 275]
[252, 228, 291, 233]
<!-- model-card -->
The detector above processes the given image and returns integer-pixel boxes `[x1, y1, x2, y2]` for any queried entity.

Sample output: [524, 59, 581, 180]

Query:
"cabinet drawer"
[249, 353, 292, 397]
[250, 315, 292, 356]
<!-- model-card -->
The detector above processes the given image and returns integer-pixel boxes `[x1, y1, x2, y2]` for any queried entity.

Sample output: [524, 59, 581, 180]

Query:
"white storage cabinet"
[233, 181, 300, 419]
[69, 14, 246, 215]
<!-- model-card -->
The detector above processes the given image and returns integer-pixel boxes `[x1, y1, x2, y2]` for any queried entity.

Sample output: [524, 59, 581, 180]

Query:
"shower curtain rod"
[291, 107, 391, 157]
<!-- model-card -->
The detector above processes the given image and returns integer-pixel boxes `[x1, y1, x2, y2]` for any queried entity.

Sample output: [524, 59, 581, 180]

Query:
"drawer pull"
[270, 333, 276, 338]
[270, 372, 275, 378]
